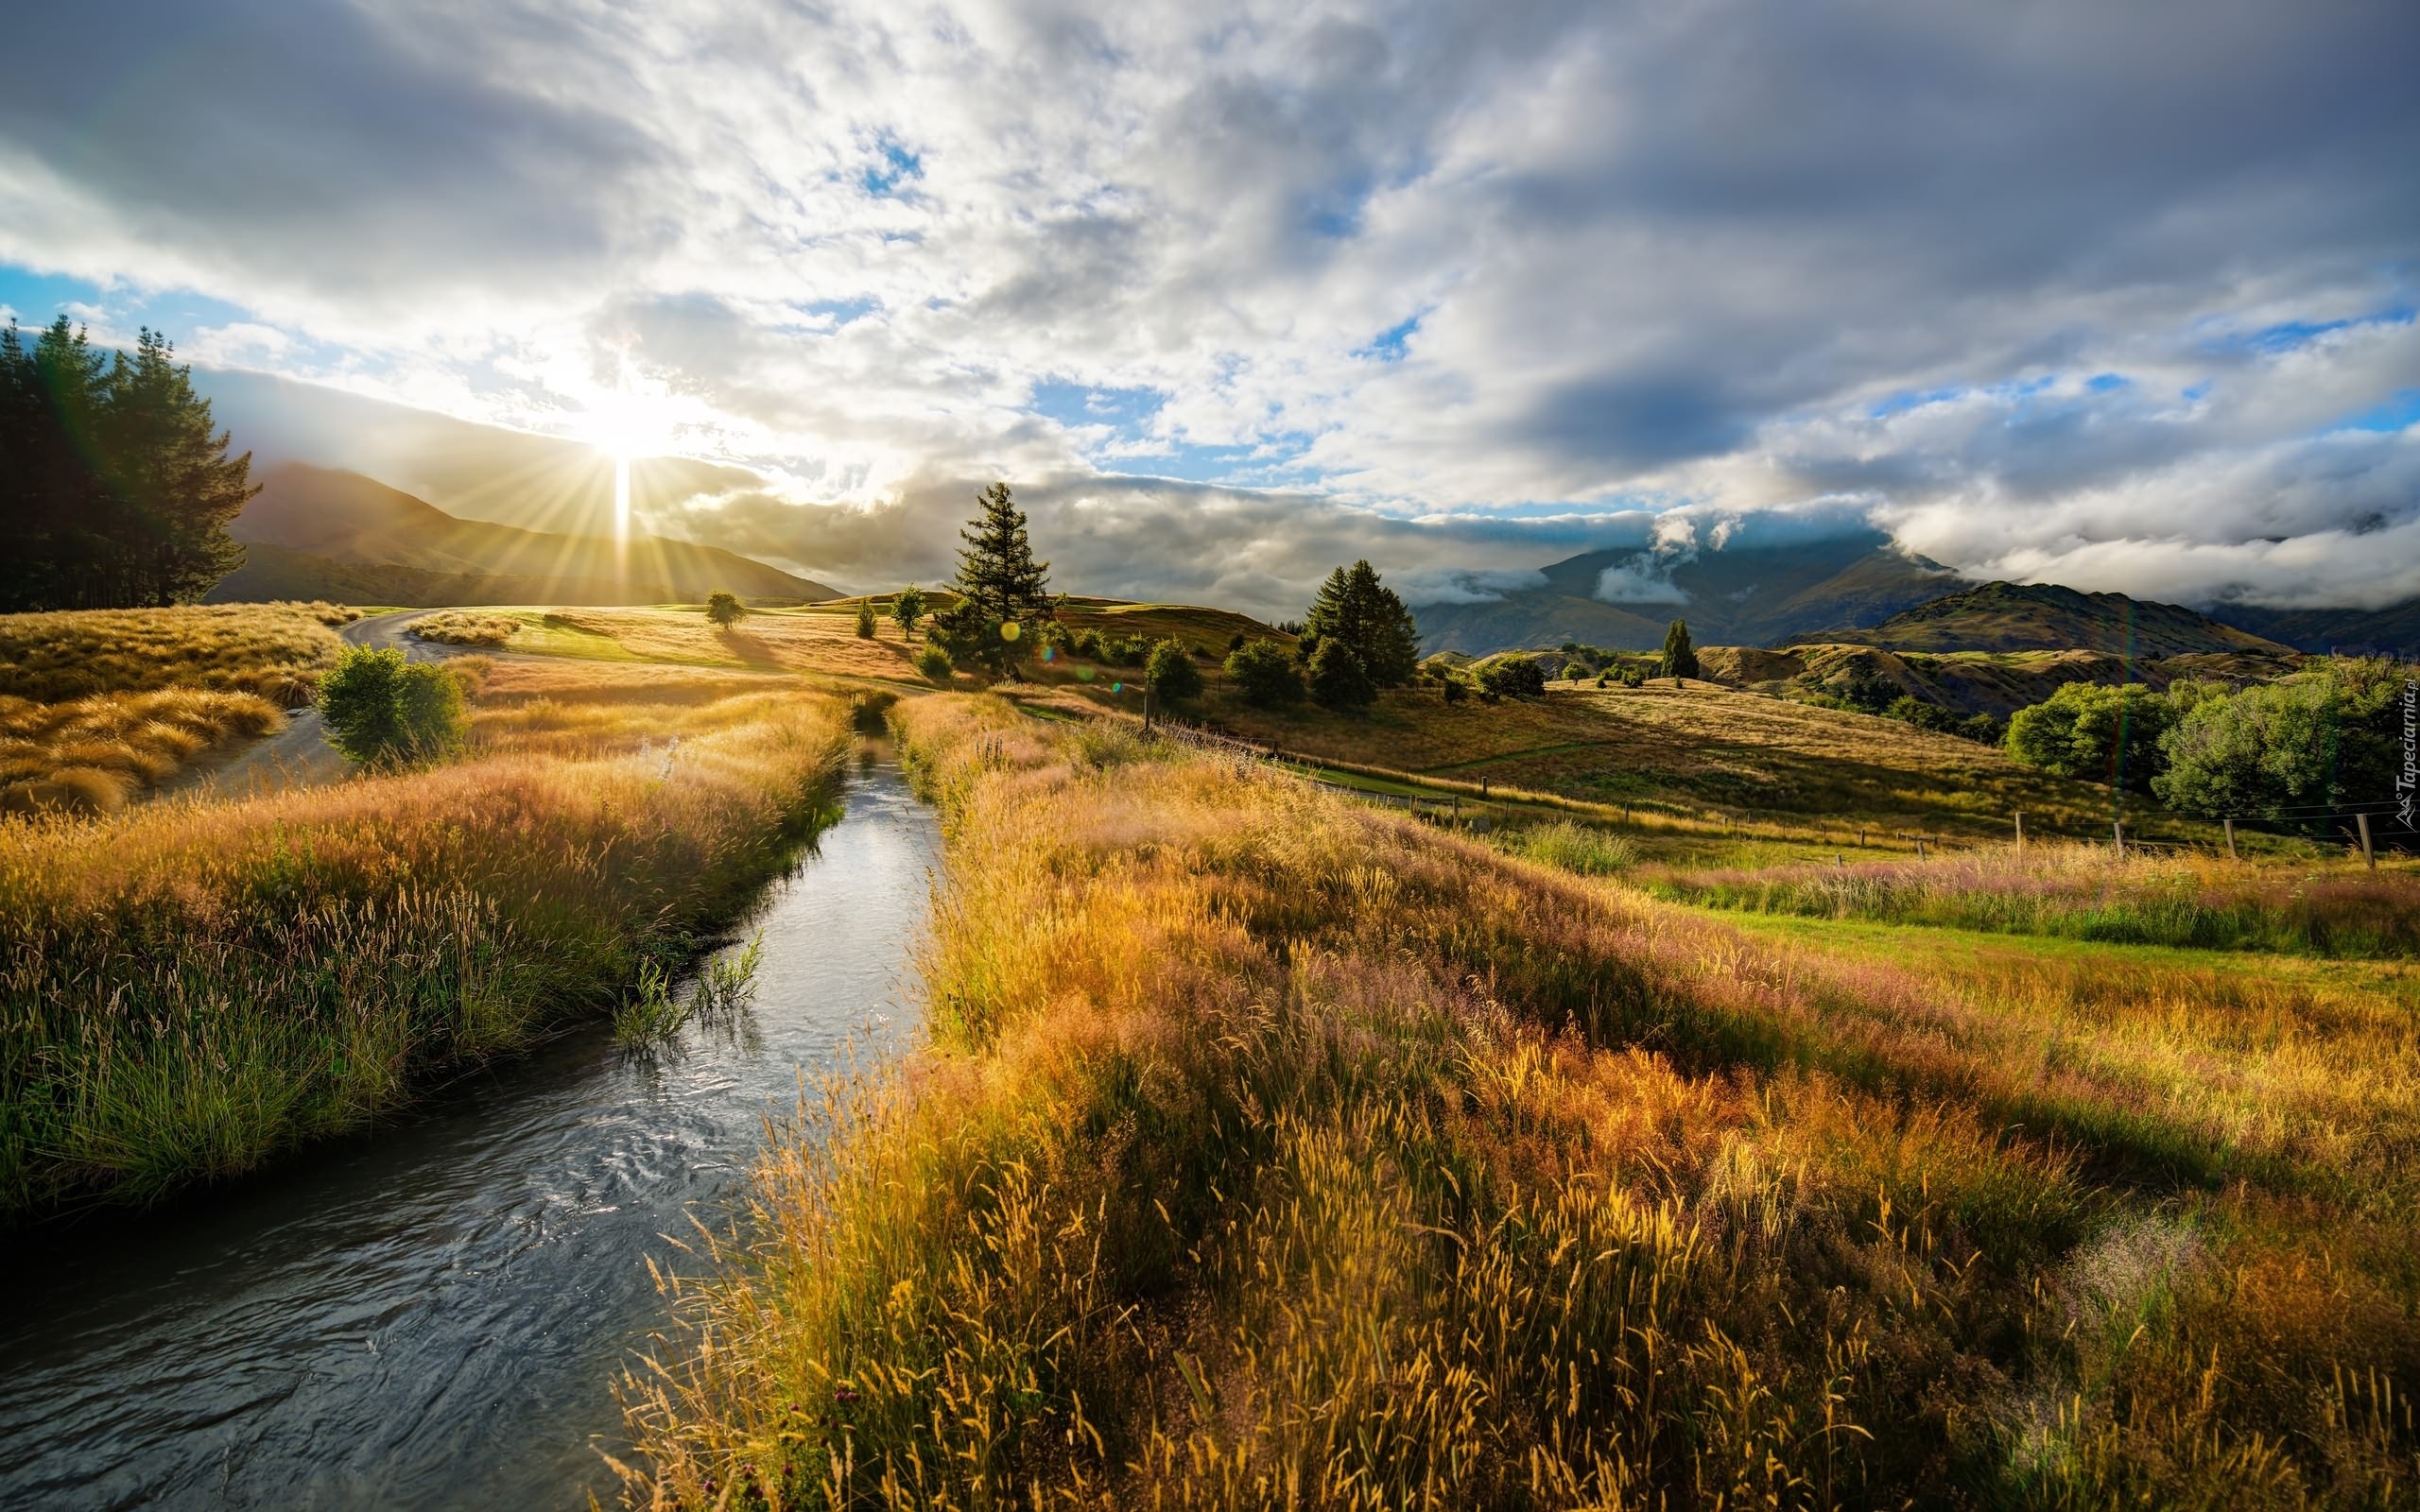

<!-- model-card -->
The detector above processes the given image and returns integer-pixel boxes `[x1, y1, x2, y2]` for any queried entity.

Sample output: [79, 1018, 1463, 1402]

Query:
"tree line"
[0, 318, 257, 612]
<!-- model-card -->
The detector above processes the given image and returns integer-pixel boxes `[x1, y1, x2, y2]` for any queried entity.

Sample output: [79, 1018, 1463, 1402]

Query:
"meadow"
[1, 687, 285, 815]
[0, 655, 854, 1215]
[614, 695, 2417, 1509]
[0, 600, 357, 703]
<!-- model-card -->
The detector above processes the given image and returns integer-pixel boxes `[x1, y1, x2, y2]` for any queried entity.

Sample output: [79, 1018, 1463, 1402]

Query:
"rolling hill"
[1792, 580, 2293, 657]
[1413, 529, 1956, 655]
[207, 464, 836, 607]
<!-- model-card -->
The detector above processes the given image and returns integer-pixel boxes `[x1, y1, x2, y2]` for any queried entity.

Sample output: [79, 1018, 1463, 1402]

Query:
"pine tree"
[940, 482, 1051, 674]
[1298, 559, 1419, 688]
[856, 597, 878, 637]
[0, 318, 254, 610]
[1660, 619, 1699, 682]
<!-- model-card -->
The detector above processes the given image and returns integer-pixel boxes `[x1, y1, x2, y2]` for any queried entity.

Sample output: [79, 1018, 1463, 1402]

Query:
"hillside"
[210, 464, 836, 606]
[2206, 596, 2420, 657]
[1798, 580, 2292, 657]
[1702, 642, 2302, 715]
[1414, 529, 1954, 655]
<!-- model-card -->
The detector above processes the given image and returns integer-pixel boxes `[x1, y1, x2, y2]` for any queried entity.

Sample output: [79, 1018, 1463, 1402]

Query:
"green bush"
[1226, 639, 1305, 707]
[2004, 681, 2174, 790]
[1478, 655, 1547, 699]
[1307, 640, 1374, 710]
[915, 644, 955, 683]
[315, 644, 467, 767]
[1146, 638, 1203, 702]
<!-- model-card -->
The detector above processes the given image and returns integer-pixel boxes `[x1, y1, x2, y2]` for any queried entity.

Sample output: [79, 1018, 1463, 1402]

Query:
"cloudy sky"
[2, 0, 2415, 616]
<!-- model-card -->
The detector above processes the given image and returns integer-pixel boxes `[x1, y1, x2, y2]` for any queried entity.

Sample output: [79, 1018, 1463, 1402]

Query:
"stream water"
[0, 752, 940, 1510]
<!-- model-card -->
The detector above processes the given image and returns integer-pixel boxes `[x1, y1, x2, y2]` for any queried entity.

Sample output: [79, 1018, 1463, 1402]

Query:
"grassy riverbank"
[0, 668, 852, 1216]
[617, 695, 2416, 1508]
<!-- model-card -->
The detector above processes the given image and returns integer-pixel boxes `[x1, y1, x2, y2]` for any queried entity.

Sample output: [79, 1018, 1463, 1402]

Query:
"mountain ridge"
[210, 464, 836, 607]
[1790, 580, 2294, 657]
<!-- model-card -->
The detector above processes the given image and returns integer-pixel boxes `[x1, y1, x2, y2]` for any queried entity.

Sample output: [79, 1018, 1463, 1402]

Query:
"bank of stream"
[0, 749, 940, 1509]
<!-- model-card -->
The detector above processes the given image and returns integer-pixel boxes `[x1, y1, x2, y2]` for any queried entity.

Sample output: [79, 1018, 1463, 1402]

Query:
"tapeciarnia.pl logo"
[2400, 678, 2416, 829]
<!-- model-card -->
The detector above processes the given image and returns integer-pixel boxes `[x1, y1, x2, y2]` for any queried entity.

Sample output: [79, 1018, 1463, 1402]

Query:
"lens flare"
[999, 620, 1021, 642]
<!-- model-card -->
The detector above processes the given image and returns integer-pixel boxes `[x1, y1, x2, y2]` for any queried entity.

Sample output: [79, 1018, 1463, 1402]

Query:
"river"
[0, 750, 940, 1510]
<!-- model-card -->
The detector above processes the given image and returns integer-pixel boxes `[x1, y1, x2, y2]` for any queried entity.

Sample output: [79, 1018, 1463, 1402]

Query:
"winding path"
[180, 611, 474, 799]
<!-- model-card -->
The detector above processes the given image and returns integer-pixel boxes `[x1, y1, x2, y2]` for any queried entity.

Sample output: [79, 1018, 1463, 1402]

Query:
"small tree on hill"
[1660, 620, 1698, 682]
[890, 585, 927, 641]
[1226, 639, 1305, 707]
[1308, 640, 1375, 710]
[1300, 560, 1420, 687]
[855, 597, 877, 638]
[1147, 638, 1203, 706]
[705, 591, 747, 628]
[1478, 655, 1547, 699]
[938, 481, 1052, 675]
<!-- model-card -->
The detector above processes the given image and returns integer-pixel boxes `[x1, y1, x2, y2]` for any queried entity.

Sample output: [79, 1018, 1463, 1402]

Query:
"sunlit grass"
[0, 601, 356, 705]
[1642, 841, 2420, 957]
[0, 687, 285, 814]
[0, 664, 851, 1216]
[615, 696, 2418, 1508]
[407, 609, 522, 646]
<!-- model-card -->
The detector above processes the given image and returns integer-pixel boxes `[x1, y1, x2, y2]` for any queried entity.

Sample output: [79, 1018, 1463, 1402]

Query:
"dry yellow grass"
[614, 696, 2417, 1508]
[406, 609, 521, 646]
[507, 607, 931, 682]
[0, 688, 285, 815]
[0, 601, 357, 706]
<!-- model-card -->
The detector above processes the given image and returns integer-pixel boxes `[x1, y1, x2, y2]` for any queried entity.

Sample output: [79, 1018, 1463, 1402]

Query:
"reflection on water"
[0, 755, 939, 1510]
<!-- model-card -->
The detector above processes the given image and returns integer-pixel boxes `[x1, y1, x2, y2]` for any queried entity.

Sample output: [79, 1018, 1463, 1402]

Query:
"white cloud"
[1, 0, 2413, 611]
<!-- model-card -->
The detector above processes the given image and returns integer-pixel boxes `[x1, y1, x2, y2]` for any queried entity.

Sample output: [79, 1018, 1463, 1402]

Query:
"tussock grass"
[1645, 842, 2420, 957]
[0, 673, 849, 1215]
[407, 610, 522, 646]
[616, 696, 2418, 1508]
[0, 688, 285, 814]
[0, 601, 356, 706]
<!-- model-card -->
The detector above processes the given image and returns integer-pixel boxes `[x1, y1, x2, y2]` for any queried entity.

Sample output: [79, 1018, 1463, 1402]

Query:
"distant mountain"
[209, 465, 835, 607]
[1793, 581, 2294, 657]
[1413, 530, 1956, 655]
[2203, 599, 2420, 657]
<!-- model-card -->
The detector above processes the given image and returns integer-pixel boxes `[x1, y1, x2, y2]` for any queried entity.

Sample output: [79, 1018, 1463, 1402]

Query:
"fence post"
[2112, 820, 2125, 858]
[2014, 812, 2025, 850]
[2358, 813, 2376, 870]
[1859, 825, 1868, 848]
[2222, 817, 2236, 860]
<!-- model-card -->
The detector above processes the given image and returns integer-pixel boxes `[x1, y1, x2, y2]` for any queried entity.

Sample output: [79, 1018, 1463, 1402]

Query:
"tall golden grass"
[616, 695, 2415, 1509]
[0, 601, 357, 705]
[0, 672, 851, 1215]
[0, 688, 285, 815]
[407, 609, 522, 646]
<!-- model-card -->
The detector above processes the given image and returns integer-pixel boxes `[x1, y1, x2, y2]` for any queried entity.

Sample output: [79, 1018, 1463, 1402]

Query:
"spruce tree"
[1660, 619, 1699, 682]
[1298, 559, 1420, 688]
[940, 482, 1052, 674]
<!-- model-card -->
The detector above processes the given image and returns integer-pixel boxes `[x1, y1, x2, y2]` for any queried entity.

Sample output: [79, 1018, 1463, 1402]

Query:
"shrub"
[854, 598, 877, 638]
[1070, 627, 1103, 660]
[1225, 639, 1305, 708]
[915, 644, 955, 683]
[1307, 640, 1374, 710]
[705, 591, 748, 628]
[1478, 654, 1547, 699]
[316, 645, 468, 767]
[1146, 638, 1203, 703]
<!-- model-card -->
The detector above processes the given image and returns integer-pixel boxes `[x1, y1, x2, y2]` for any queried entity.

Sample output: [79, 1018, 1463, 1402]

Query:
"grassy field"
[613, 696, 2417, 1509]
[0, 601, 357, 705]
[425, 605, 947, 684]
[0, 688, 287, 815]
[0, 656, 854, 1216]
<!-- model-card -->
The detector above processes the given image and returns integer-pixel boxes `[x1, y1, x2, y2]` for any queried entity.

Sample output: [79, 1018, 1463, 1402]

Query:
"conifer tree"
[939, 482, 1051, 674]
[1660, 619, 1699, 682]
[0, 318, 256, 610]
[1298, 559, 1419, 688]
